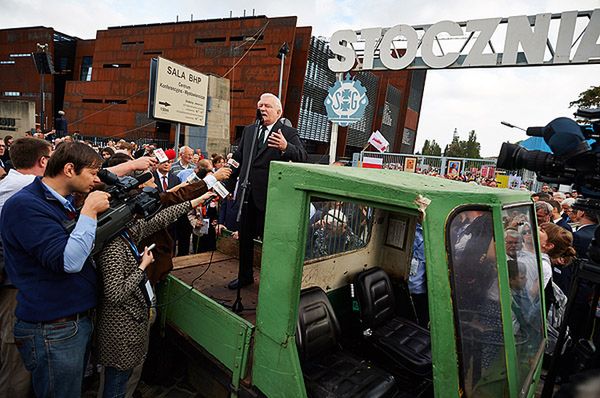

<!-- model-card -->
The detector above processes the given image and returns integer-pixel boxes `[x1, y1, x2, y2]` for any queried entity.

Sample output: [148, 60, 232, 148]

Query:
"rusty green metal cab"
[159, 162, 546, 397]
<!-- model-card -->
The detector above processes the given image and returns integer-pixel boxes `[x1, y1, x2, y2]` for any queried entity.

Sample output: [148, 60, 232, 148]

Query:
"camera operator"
[95, 174, 216, 398]
[0, 142, 110, 398]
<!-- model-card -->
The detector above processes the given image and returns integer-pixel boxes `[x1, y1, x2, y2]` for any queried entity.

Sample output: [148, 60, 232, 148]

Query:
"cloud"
[1, 0, 598, 157]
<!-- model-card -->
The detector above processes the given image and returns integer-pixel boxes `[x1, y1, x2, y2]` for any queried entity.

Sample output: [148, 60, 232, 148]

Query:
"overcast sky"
[1, 0, 599, 157]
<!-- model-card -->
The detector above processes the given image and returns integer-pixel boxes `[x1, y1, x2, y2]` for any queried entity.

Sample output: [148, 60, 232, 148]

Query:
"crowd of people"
[0, 92, 307, 398]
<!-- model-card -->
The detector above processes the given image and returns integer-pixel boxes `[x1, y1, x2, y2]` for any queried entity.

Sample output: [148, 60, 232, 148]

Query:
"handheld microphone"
[526, 127, 545, 137]
[202, 182, 230, 206]
[226, 158, 239, 169]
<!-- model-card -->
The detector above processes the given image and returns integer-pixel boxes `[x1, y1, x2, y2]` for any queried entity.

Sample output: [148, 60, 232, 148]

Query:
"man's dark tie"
[257, 126, 267, 150]
[162, 176, 168, 191]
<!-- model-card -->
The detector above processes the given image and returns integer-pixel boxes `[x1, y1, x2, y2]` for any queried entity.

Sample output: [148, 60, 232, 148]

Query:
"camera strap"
[120, 230, 141, 263]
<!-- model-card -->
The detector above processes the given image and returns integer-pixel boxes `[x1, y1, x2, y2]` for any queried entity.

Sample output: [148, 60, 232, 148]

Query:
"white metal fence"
[357, 151, 540, 190]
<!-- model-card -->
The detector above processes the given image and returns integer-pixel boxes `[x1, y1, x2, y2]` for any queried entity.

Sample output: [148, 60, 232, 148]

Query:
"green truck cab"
[159, 162, 546, 397]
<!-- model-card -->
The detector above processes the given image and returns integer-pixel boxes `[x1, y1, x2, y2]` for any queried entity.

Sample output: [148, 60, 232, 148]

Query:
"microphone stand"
[231, 110, 262, 313]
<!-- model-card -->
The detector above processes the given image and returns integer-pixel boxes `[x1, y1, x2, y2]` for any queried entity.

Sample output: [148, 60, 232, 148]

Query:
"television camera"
[497, 108, 600, 199]
[498, 108, 600, 396]
[65, 169, 162, 255]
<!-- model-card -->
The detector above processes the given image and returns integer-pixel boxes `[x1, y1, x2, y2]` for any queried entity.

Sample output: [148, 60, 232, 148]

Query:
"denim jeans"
[13, 316, 93, 398]
[103, 366, 133, 398]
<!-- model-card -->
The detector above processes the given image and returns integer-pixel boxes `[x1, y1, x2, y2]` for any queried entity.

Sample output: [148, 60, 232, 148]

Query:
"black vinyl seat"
[355, 267, 432, 377]
[296, 286, 398, 398]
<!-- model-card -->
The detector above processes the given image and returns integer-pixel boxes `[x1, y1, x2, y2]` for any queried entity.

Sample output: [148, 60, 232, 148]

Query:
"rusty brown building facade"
[0, 16, 426, 156]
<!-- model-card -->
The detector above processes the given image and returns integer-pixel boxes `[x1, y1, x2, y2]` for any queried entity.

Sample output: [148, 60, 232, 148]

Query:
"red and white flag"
[362, 156, 383, 169]
[368, 130, 389, 153]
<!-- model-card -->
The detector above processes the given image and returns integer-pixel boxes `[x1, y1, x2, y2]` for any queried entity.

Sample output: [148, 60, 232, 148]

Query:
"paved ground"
[83, 371, 201, 398]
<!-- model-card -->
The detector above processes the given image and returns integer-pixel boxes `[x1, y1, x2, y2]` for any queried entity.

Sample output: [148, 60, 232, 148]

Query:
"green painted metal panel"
[253, 163, 309, 397]
[250, 162, 538, 397]
[159, 276, 254, 388]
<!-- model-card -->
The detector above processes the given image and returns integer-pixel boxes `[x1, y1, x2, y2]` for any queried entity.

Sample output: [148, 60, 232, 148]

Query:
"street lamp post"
[277, 42, 290, 100]
[33, 43, 53, 132]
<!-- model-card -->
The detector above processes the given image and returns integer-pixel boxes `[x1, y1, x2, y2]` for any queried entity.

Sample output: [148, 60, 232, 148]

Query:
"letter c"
[421, 21, 463, 68]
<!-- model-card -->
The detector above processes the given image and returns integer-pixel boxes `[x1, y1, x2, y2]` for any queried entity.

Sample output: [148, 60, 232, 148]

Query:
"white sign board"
[151, 57, 208, 126]
[329, 9, 600, 71]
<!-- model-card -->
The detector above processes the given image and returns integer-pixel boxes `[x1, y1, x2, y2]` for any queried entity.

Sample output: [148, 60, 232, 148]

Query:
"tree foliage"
[421, 139, 442, 156]
[443, 130, 481, 159]
[570, 85, 600, 109]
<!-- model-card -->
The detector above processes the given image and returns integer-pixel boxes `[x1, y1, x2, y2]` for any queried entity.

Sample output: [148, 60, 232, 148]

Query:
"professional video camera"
[66, 169, 162, 255]
[501, 108, 600, 395]
[497, 108, 600, 199]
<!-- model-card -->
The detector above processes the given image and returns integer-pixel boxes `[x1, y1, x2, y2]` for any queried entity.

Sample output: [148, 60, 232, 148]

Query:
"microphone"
[134, 172, 153, 185]
[526, 127, 545, 137]
[225, 158, 239, 169]
[202, 181, 230, 206]
[98, 169, 119, 185]
[256, 109, 263, 124]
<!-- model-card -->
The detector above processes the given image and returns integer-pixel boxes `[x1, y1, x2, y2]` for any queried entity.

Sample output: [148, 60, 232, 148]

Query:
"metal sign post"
[175, 123, 181, 156]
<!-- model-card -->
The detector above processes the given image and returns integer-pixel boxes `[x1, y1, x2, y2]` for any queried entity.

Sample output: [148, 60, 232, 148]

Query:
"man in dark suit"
[226, 93, 307, 289]
[564, 207, 598, 338]
[548, 199, 573, 232]
[153, 149, 179, 193]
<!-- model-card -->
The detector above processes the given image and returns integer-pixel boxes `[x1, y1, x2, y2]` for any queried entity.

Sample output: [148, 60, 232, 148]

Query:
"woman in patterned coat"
[96, 188, 215, 398]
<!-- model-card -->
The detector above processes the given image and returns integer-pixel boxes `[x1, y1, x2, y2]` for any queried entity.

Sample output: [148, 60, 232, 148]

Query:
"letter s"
[328, 30, 358, 73]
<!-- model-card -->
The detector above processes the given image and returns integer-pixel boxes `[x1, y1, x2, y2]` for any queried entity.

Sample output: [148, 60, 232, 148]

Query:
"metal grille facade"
[346, 72, 379, 147]
[408, 70, 426, 113]
[297, 37, 335, 143]
[380, 84, 401, 149]
[400, 128, 416, 153]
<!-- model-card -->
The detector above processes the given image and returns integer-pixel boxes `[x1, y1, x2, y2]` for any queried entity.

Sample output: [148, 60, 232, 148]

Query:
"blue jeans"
[13, 316, 93, 398]
[103, 366, 133, 398]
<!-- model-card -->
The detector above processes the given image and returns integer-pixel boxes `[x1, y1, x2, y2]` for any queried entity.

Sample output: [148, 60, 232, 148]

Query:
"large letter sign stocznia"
[328, 9, 600, 72]
[324, 73, 369, 127]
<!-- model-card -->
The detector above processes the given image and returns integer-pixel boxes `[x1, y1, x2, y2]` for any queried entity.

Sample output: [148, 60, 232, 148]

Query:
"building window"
[102, 63, 131, 68]
[80, 56, 93, 81]
[0, 60, 15, 64]
[3, 92, 21, 96]
[9, 53, 31, 58]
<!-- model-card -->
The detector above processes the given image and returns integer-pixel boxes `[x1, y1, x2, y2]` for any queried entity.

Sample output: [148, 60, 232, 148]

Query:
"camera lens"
[497, 143, 560, 172]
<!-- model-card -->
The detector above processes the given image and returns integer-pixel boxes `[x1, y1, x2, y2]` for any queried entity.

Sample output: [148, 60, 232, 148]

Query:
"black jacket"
[226, 119, 307, 212]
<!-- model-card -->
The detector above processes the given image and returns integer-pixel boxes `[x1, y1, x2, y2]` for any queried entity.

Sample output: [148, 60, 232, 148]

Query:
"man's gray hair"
[562, 198, 576, 207]
[260, 93, 282, 111]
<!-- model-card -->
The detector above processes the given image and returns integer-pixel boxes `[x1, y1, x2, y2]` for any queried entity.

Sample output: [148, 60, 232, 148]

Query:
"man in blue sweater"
[0, 142, 110, 398]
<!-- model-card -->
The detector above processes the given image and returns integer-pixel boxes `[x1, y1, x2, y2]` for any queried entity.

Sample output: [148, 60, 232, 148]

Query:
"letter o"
[380, 25, 418, 70]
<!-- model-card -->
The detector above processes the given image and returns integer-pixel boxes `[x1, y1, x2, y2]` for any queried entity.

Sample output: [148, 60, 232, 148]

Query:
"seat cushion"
[370, 317, 432, 377]
[303, 351, 398, 398]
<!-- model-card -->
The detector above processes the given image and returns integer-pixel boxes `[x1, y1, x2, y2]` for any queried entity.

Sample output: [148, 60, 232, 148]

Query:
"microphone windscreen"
[526, 127, 545, 137]
[98, 169, 119, 185]
[135, 172, 153, 185]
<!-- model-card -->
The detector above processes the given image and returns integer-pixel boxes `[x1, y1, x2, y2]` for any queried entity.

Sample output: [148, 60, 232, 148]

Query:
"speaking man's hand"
[80, 191, 111, 219]
[213, 166, 232, 181]
[267, 129, 288, 151]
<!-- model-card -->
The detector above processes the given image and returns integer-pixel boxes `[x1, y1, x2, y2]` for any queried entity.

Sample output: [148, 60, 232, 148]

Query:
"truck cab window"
[305, 199, 374, 261]
[448, 209, 508, 397]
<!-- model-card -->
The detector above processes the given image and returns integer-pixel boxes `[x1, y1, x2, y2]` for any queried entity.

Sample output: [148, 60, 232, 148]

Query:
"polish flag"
[362, 156, 383, 169]
[368, 130, 390, 153]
